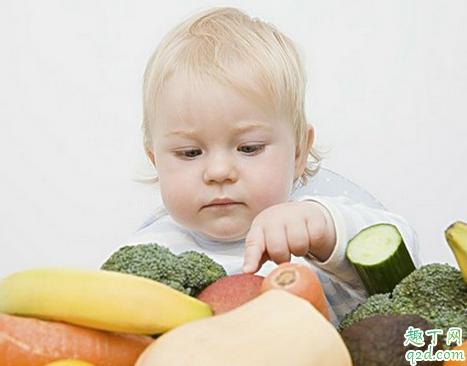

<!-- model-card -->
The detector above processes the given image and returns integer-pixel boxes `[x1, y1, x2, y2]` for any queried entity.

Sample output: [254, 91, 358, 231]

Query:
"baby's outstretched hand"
[242, 201, 336, 273]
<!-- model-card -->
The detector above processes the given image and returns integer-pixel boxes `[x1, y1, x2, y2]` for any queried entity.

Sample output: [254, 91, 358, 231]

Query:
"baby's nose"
[203, 154, 238, 184]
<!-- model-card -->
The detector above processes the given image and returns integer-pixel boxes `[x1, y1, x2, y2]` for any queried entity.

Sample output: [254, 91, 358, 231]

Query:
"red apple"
[197, 273, 264, 314]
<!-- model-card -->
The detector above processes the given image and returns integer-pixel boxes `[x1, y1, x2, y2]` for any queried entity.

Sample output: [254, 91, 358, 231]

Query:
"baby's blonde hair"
[142, 7, 320, 186]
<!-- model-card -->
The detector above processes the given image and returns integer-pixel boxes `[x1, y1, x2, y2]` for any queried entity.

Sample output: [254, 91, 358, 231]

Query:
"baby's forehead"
[155, 73, 279, 122]
[159, 69, 276, 110]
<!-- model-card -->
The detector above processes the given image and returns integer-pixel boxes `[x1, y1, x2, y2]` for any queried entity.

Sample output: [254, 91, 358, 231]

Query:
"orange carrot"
[443, 339, 467, 365]
[261, 262, 330, 320]
[0, 312, 153, 366]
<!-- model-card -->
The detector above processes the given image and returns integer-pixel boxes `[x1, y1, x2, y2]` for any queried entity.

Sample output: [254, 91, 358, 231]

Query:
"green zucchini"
[346, 223, 416, 295]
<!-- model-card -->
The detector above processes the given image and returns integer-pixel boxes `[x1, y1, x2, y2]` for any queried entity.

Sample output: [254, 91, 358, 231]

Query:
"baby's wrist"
[305, 201, 336, 262]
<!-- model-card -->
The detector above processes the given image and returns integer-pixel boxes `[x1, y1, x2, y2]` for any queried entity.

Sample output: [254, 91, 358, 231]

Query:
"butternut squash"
[135, 289, 352, 366]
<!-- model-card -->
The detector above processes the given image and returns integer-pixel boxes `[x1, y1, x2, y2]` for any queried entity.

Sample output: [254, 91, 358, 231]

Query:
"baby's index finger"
[242, 246, 262, 273]
[243, 227, 265, 273]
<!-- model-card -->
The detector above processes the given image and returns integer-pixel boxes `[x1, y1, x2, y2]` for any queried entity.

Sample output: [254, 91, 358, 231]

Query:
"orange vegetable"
[261, 262, 329, 320]
[135, 290, 351, 366]
[0, 312, 153, 366]
[443, 339, 467, 365]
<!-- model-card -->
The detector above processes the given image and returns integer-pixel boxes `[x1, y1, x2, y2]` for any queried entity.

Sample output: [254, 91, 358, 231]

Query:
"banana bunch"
[445, 221, 467, 283]
[0, 267, 212, 334]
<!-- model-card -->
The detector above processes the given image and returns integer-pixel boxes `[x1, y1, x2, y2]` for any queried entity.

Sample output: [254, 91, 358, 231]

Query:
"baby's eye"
[174, 148, 202, 159]
[238, 144, 265, 155]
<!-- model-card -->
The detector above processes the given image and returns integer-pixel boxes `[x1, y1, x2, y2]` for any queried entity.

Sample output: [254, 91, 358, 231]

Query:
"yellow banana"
[445, 221, 467, 283]
[43, 361, 96, 366]
[0, 267, 212, 334]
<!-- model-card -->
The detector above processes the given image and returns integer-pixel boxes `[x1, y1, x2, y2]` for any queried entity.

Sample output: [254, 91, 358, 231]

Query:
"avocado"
[340, 313, 443, 366]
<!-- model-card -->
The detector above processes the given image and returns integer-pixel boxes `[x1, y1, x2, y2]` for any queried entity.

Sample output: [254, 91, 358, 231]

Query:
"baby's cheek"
[250, 178, 292, 213]
[248, 157, 295, 208]
[160, 182, 193, 221]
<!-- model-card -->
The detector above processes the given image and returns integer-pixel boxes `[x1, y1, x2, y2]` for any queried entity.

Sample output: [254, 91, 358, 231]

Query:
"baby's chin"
[173, 215, 251, 242]
[196, 227, 248, 243]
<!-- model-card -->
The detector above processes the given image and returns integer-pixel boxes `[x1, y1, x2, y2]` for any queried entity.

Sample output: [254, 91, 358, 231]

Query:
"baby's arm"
[243, 195, 419, 288]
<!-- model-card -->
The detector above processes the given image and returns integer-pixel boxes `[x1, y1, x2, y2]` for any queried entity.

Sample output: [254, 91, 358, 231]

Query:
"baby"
[129, 7, 419, 324]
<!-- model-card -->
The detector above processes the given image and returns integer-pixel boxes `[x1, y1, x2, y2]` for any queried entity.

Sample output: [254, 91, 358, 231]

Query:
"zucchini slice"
[347, 223, 416, 295]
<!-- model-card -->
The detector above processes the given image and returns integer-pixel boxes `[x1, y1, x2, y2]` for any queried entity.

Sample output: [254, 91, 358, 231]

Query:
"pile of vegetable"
[339, 263, 467, 347]
[0, 244, 226, 366]
[340, 222, 467, 345]
[335, 221, 467, 365]
[0, 220, 467, 366]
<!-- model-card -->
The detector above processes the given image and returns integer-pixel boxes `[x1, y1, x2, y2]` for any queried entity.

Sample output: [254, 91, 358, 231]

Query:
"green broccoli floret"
[391, 263, 467, 346]
[339, 263, 467, 349]
[101, 243, 227, 296]
[177, 251, 228, 297]
[338, 293, 393, 331]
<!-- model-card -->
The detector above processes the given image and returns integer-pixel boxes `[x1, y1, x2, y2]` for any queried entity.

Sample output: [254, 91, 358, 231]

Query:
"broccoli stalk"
[101, 243, 227, 297]
[339, 263, 467, 349]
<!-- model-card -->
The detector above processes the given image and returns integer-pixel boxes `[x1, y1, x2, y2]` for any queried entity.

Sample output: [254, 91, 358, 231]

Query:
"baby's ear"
[145, 148, 156, 167]
[294, 124, 314, 177]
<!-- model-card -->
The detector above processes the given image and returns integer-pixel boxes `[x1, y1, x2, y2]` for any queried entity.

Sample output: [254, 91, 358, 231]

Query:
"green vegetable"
[391, 263, 467, 346]
[101, 243, 227, 297]
[177, 251, 229, 297]
[347, 223, 416, 295]
[338, 293, 393, 331]
[339, 263, 467, 348]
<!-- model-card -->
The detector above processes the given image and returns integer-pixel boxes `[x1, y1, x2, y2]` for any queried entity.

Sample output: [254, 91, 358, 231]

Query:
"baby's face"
[149, 76, 302, 241]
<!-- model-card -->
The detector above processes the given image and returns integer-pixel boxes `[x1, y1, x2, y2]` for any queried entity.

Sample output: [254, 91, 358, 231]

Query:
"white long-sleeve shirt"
[125, 191, 419, 327]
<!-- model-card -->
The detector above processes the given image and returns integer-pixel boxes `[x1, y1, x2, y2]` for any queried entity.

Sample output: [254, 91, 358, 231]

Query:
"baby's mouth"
[202, 198, 242, 209]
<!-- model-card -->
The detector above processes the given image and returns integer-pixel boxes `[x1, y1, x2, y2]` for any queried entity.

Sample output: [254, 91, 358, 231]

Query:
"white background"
[1, 0, 466, 279]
